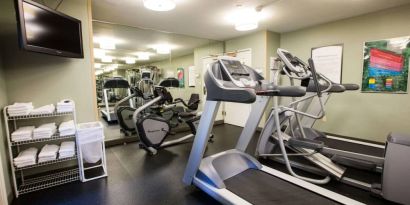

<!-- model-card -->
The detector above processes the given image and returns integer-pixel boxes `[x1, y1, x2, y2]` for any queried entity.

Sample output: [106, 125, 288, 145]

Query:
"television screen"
[15, 0, 84, 58]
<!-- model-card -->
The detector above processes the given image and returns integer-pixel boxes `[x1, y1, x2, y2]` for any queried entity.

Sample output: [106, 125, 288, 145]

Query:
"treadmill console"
[218, 58, 257, 88]
[277, 48, 307, 74]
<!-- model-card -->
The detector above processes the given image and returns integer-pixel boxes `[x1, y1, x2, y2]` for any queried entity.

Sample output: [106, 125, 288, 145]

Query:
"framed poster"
[177, 67, 185, 88]
[361, 36, 410, 93]
[188, 66, 196, 87]
[311, 44, 343, 83]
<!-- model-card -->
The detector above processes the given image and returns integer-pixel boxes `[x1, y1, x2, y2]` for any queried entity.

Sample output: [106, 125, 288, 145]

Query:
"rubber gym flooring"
[12, 124, 398, 205]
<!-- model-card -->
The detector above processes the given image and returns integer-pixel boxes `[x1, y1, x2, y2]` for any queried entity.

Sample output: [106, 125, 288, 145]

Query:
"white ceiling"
[92, 0, 410, 41]
[93, 21, 218, 66]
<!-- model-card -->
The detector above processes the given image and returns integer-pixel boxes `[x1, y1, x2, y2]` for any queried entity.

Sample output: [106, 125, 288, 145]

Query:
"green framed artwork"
[177, 67, 184, 88]
[361, 36, 410, 93]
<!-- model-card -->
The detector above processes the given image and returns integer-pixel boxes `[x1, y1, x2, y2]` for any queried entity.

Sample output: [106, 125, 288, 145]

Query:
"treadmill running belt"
[317, 137, 385, 157]
[224, 169, 339, 205]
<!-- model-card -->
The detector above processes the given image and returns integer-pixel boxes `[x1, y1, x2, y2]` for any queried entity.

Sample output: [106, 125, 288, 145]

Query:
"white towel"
[38, 144, 59, 162]
[30, 104, 55, 115]
[57, 99, 74, 113]
[14, 147, 38, 167]
[33, 123, 57, 139]
[8, 102, 34, 116]
[59, 141, 75, 152]
[11, 126, 35, 142]
[58, 120, 76, 136]
[59, 141, 75, 159]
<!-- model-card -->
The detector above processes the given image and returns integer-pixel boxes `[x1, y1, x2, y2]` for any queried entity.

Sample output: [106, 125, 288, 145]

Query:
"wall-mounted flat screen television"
[15, 0, 84, 58]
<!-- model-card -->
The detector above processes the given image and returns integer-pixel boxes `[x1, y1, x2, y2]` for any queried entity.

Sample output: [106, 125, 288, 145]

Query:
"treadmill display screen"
[221, 59, 249, 76]
[282, 51, 294, 63]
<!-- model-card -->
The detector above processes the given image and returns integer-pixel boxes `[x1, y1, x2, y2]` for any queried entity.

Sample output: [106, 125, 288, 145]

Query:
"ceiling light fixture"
[95, 70, 103, 75]
[143, 0, 176, 11]
[125, 57, 136, 64]
[100, 41, 116, 50]
[111, 64, 119, 70]
[234, 7, 259, 31]
[136, 52, 151, 60]
[94, 49, 106, 59]
[155, 44, 171, 54]
[101, 56, 113, 63]
[95, 37, 118, 50]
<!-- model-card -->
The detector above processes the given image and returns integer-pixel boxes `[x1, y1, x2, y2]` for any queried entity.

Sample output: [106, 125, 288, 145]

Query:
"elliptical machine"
[115, 78, 203, 138]
[133, 87, 202, 155]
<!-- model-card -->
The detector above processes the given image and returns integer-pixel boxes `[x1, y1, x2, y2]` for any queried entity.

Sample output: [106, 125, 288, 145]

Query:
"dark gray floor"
[12, 124, 396, 205]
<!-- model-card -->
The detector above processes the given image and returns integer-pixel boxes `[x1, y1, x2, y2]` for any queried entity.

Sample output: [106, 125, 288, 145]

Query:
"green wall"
[225, 31, 267, 74]
[1, 0, 96, 123]
[0, 0, 94, 201]
[280, 5, 410, 142]
[0, 54, 12, 203]
[148, 53, 196, 100]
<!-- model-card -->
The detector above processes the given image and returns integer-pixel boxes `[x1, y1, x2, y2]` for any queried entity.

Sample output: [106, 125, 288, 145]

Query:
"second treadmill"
[182, 56, 363, 205]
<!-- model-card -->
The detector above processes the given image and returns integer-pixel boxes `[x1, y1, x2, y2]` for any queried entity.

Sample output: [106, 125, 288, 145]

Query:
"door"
[223, 49, 252, 127]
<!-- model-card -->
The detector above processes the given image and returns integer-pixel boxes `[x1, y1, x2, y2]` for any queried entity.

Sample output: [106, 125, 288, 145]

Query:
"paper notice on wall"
[311, 45, 343, 83]
[188, 66, 196, 87]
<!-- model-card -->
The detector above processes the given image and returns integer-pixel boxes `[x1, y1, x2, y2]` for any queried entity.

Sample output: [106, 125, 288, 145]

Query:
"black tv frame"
[15, 0, 84, 58]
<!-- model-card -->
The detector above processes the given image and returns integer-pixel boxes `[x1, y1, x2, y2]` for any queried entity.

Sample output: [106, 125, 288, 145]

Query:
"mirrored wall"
[92, 21, 221, 143]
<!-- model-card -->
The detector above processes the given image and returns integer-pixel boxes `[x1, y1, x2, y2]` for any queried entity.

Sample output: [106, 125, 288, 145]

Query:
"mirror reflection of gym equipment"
[1, 1, 410, 205]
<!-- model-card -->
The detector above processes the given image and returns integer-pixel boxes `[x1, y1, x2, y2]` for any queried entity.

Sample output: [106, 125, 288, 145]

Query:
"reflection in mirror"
[92, 21, 221, 142]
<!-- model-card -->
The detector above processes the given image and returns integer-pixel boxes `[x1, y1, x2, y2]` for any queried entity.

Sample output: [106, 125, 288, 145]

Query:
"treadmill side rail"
[236, 96, 270, 152]
[183, 100, 220, 185]
[260, 166, 365, 205]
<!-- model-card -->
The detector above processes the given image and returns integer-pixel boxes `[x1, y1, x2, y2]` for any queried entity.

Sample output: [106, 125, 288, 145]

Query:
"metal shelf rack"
[7, 111, 73, 121]
[18, 168, 79, 195]
[11, 133, 76, 146]
[3, 104, 80, 197]
[15, 155, 77, 171]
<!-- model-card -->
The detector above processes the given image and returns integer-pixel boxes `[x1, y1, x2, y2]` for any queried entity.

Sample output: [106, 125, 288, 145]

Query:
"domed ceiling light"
[143, 0, 176, 11]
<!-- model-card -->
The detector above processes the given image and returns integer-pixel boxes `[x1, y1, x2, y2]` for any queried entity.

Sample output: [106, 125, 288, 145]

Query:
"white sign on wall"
[311, 45, 343, 83]
[188, 66, 196, 87]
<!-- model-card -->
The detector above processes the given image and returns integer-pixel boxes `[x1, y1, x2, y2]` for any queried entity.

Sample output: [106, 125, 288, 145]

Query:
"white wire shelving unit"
[3, 105, 80, 197]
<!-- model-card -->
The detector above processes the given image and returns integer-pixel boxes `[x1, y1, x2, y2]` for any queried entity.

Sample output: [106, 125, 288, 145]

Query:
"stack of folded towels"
[57, 100, 74, 113]
[58, 120, 76, 136]
[11, 126, 35, 142]
[8, 102, 34, 116]
[33, 123, 57, 139]
[38, 144, 59, 163]
[13, 147, 38, 168]
[59, 141, 75, 159]
[29, 104, 55, 115]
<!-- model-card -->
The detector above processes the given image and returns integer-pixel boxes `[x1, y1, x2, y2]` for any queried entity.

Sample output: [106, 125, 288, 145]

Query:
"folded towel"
[11, 126, 35, 142]
[38, 144, 59, 161]
[8, 102, 34, 116]
[58, 120, 76, 136]
[59, 120, 75, 130]
[59, 141, 75, 152]
[57, 99, 74, 113]
[33, 123, 57, 139]
[30, 104, 55, 115]
[14, 147, 38, 167]
[59, 141, 76, 159]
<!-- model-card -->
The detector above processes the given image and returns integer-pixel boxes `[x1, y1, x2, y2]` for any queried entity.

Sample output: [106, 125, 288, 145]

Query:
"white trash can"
[76, 121, 108, 182]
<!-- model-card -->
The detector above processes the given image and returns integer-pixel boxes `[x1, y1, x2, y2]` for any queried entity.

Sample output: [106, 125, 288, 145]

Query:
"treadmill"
[182, 56, 363, 205]
[290, 88, 385, 172]
[101, 77, 134, 122]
